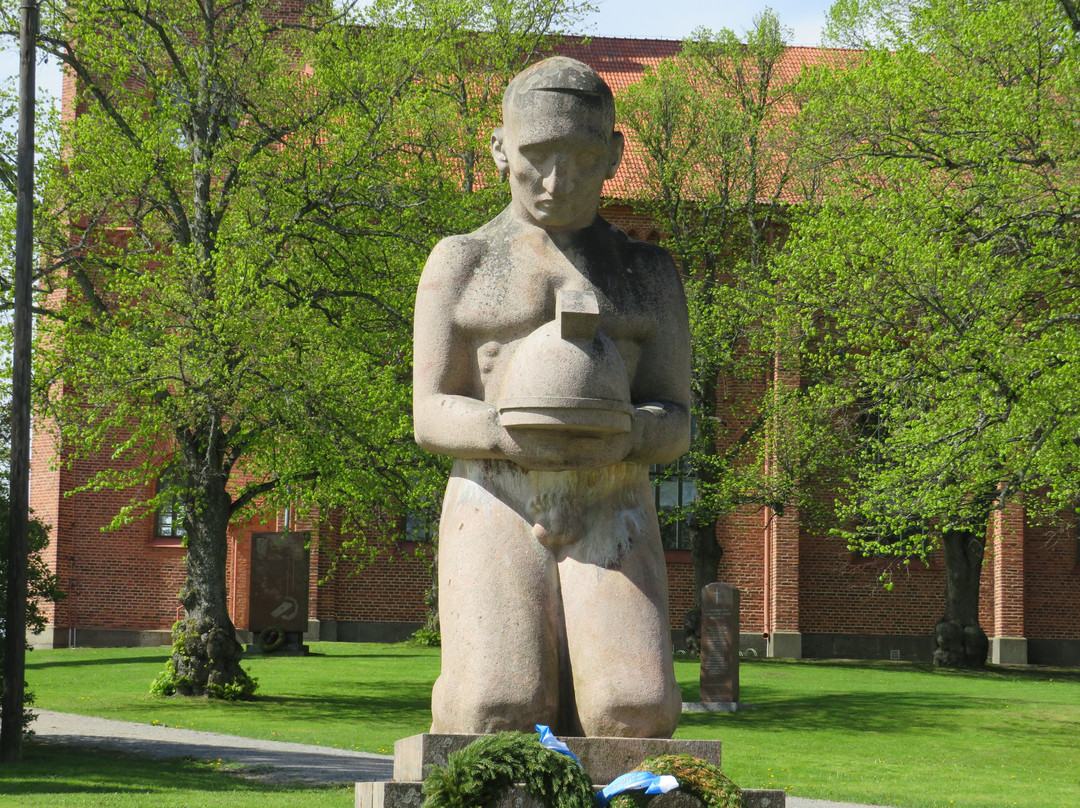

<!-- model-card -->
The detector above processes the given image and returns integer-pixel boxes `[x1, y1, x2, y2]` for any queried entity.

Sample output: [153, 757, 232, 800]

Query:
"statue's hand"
[498, 425, 632, 471]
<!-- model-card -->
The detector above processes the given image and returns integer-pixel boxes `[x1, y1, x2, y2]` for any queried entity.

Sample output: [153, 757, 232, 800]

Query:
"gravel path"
[30, 710, 893, 806]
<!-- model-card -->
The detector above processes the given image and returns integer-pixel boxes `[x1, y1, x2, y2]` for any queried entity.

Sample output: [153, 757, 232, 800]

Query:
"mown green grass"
[27, 643, 438, 753]
[674, 655, 1080, 808]
[23, 642, 1080, 808]
[1, 743, 355, 807]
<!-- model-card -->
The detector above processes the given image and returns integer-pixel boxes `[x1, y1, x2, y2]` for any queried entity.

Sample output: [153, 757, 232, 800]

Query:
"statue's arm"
[412, 239, 507, 460]
[624, 252, 692, 466]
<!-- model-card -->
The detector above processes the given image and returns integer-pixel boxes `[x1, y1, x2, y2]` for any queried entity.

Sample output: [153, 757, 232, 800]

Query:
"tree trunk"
[158, 464, 255, 699]
[682, 517, 723, 654]
[933, 511, 991, 669]
[420, 546, 440, 645]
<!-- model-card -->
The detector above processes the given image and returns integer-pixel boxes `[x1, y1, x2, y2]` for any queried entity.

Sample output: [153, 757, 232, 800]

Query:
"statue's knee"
[432, 676, 557, 734]
[577, 687, 681, 739]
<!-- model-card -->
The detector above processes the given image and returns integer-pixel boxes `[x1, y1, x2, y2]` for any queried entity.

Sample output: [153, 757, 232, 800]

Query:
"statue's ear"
[606, 131, 625, 180]
[491, 127, 509, 181]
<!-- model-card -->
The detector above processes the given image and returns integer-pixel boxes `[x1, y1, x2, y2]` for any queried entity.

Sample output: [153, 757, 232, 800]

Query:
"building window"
[155, 469, 187, 539]
[404, 510, 436, 544]
[651, 459, 695, 551]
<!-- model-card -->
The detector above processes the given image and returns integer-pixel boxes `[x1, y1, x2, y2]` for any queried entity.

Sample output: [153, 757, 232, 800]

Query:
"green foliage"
[408, 624, 441, 648]
[421, 732, 594, 808]
[10, 0, 592, 695]
[610, 755, 743, 808]
[618, 11, 836, 531]
[784, 0, 1080, 560]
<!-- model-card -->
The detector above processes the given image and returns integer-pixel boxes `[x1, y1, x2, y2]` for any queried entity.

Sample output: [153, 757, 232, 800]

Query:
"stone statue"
[413, 56, 690, 738]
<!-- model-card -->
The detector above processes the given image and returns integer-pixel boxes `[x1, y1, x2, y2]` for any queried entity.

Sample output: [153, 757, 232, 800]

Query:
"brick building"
[29, 36, 1080, 667]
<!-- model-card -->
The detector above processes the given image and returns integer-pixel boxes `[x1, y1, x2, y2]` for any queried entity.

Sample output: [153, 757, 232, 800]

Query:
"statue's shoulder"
[426, 232, 486, 269]
[421, 228, 496, 293]
[601, 219, 680, 283]
[427, 207, 515, 266]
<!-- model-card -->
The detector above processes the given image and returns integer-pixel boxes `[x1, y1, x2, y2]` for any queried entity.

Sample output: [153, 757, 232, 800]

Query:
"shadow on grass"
[730, 656, 1080, 683]
[249, 687, 434, 724]
[8, 743, 330, 797]
[29, 647, 434, 671]
[28, 654, 170, 670]
[252, 652, 434, 661]
[679, 686, 1011, 737]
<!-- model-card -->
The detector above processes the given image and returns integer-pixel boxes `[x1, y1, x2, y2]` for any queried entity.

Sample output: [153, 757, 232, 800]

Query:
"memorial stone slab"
[699, 582, 739, 704]
[248, 531, 310, 633]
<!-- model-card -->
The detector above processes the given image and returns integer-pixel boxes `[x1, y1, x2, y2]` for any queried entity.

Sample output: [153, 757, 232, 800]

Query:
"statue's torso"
[447, 217, 667, 406]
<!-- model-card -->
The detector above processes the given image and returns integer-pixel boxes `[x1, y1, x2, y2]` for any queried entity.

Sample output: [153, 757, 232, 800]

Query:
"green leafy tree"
[16, 0, 462, 698]
[782, 0, 1080, 666]
[8, 0, 595, 697]
[618, 10, 835, 649]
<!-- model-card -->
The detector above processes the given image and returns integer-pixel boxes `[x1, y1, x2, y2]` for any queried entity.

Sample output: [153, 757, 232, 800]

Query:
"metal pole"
[1, 0, 38, 763]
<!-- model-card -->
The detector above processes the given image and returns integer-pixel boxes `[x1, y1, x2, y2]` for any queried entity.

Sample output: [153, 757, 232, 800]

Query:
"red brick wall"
[1024, 514, 1080, 640]
[717, 506, 767, 633]
[665, 554, 694, 630]
[798, 528, 945, 634]
[41, 453, 188, 632]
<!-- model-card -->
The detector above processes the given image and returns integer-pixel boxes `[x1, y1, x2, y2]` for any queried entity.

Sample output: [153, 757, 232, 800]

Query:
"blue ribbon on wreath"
[533, 725, 679, 806]
[597, 771, 680, 806]
[535, 724, 581, 766]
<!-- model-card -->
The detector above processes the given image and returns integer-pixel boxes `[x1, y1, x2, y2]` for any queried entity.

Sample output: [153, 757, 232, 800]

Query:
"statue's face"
[493, 92, 623, 231]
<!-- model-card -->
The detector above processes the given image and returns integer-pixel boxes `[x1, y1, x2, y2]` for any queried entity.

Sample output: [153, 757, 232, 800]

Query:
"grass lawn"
[23, 642, 1080, 808]
[2, 742, 355, 807]
[26, 643, 438, 754]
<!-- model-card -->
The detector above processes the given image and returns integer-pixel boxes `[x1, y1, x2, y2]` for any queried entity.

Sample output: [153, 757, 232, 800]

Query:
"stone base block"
[767, 632, 802, 659]
[357, 779, 785, 808]
[991, 636, 1028, 666]
[682, 702, 755, 713]
[394, 733, 722, 784]
[361, 733, 783, 808]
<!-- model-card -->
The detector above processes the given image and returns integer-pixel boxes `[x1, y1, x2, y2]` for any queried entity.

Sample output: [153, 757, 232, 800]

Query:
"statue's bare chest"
[452, 245, 658, 398]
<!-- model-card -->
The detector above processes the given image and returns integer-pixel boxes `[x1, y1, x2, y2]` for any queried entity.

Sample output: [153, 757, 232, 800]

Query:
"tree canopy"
[781, 0, 1080, 665]
[617, 10, 841, 648]
[7, 0, 592, 694]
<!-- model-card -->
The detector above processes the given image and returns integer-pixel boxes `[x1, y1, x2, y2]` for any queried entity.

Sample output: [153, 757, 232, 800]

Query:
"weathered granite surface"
[412, 55, 691, 738]
[358, 733, 785, 808]
[393, 733, 721, 785]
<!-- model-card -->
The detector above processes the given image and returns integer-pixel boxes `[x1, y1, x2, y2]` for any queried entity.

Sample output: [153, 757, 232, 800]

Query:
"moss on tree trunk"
[152, 466, 256, 700]
[932, 505, 992, 669]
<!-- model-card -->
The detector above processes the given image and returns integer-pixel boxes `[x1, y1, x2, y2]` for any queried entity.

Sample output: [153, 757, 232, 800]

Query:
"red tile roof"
[554, 36, 860, 201]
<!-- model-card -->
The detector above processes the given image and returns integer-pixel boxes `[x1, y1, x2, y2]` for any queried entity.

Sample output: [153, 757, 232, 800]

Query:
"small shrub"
[409, 624, 441, 648]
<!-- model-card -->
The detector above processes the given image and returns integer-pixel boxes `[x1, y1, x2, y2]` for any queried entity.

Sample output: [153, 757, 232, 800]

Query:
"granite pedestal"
[356, 733, 784, 808]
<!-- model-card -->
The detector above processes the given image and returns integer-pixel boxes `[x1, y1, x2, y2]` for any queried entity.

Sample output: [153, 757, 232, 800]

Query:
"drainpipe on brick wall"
[761, 361, 775, 647]
[68, 562, 77, 649]
[230, 534, 238, 628]
[763, 508, 772, 643]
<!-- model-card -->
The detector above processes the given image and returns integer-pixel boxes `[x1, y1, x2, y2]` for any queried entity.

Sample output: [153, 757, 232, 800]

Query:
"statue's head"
[492, 57, 624, 232]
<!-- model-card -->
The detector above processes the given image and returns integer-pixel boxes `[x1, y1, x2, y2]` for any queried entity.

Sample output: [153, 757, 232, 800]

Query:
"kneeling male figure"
[413, 56, 690, 738]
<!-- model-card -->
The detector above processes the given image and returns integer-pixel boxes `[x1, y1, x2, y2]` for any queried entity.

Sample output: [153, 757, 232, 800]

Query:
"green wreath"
[609, 754, 743, 808]
[421, 731, 594, 808]
[257, 626, 286, 653]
